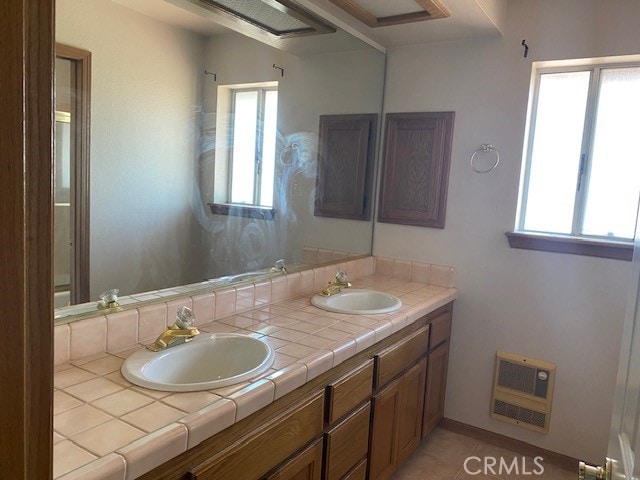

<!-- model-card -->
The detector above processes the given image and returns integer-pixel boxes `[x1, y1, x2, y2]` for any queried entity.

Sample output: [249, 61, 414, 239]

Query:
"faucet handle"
[271, 259, 287, 274]
[100, 289, 119, 304]
[335, 269, 349, 283]
[175, 306, 195, 329]
[97, 289, 120, 309]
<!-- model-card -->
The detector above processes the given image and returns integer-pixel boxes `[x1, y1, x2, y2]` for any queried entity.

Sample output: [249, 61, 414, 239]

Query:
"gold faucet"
[146, 324, 200, 352]
[320, 270, 352, 297]
[147, 306, 200, 352]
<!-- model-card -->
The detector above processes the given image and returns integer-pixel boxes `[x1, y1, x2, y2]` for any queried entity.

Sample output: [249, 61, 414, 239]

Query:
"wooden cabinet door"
[315, 114, 377, 221]
[423, 342, 450, 437]
[264, 439, 323, 480]
[371, 357, 429, 480]
[378, 112, 455, 228]
[369, 377, 402, 480]
[396, 358, 427, 466]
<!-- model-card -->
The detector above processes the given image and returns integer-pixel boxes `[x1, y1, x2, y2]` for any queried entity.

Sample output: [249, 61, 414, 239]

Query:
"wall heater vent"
[491, 351, 556, 433]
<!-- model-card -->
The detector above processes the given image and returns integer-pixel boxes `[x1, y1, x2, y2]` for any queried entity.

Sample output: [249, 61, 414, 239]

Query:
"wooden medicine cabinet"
[378, 112, 455, 229]
[314, 114, 378, 221]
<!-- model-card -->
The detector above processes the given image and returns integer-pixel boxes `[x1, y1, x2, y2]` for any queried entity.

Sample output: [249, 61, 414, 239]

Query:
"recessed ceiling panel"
[200, 0, 336, 36]
[301, 0, 506, 47]
[359, 0, 422, 18]
[205, 0, 309, 31]
[327, 0, 450, 28]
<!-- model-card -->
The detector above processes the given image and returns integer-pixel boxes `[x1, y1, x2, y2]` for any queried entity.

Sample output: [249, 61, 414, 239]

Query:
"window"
[229, 86, 278, 207]
[210, 82, 278, 218]
[512, 58, 640, 257]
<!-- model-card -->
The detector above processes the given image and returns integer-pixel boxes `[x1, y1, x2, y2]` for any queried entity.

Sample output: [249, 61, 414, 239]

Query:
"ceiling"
[110, 0, 507, 54]
[111, 0, 372, 55]
[300, 0, 506, 48]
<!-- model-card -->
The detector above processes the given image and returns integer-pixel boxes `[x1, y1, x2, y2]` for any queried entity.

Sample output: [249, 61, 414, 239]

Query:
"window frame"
[228, 86, 278, 208]
[510, 56, 640, 260]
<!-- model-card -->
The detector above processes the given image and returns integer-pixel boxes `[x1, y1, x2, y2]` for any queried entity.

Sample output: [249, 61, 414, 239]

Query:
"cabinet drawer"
[343, 459, 367, 480]
[326, 359, 373, 424]
[429, 310, 452, 350]
[188, 393, 324, 480]
[324, 402, 371, 480]
[264, 438, 323, 480]
[375, 325, 429, 388]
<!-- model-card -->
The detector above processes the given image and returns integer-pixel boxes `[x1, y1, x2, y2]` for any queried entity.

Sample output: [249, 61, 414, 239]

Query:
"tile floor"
[391, 428, 577, 480]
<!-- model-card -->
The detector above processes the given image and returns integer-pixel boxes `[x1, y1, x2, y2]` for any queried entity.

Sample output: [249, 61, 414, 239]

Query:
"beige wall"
[374, 0, 640, 463]
[56, 0, 205, 298]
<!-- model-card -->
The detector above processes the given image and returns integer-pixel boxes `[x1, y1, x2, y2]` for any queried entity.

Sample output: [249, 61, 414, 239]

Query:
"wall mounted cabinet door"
[315, 114, 377, 220]
[378, 112, 455, 228]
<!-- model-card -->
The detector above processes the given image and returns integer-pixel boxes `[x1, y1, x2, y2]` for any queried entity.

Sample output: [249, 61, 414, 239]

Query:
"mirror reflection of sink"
[311, 289, 402, 315]
[225, 271, 271, 283]
[121, 333, 275, 392]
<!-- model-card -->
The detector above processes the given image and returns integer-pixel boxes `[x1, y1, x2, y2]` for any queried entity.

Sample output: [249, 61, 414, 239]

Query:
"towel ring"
[470, 144, 500, 173]
[280, 142, 299, 166]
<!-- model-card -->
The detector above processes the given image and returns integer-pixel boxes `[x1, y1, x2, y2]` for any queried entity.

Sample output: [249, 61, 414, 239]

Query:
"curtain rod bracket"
[273, 64, 284, 77]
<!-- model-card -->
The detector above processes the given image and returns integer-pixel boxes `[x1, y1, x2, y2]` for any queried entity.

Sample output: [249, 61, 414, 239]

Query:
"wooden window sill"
[208, 203, 275, 220]
[506, 231, 633, 261]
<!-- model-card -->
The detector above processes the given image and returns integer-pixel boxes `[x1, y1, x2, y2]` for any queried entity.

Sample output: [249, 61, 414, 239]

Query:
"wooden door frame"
[0, 1, 54, 479]
[56, 43, 91, 304]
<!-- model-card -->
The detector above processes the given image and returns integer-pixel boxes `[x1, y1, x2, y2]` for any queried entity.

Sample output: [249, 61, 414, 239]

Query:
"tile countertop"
[53, 274, 458, 480]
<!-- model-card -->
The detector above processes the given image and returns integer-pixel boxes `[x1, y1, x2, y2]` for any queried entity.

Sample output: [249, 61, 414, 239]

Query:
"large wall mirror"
[54, 0, 386, 322]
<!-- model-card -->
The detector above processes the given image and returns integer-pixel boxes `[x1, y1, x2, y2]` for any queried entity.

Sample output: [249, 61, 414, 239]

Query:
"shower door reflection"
[54, 46, 91, 307]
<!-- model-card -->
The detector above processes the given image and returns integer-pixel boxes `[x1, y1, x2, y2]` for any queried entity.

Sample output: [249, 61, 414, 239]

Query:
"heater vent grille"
[498, 360, 536, 394]
[491, 351, 555, 433]
[493, 399, 547, 429]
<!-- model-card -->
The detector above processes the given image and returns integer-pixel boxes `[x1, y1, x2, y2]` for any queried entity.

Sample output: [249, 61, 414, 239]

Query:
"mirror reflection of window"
[54, 113, 72, 202]
[229, 85, 278, 207]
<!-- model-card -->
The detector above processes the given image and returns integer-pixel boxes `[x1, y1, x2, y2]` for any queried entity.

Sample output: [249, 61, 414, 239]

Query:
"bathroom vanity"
[140, 304, 452, 480]
[52, 257, 456, 479]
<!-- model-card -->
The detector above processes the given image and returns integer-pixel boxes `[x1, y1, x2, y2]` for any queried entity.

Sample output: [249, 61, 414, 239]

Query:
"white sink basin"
[311, 289, 402, 315]
[121, 333, 275, 392]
